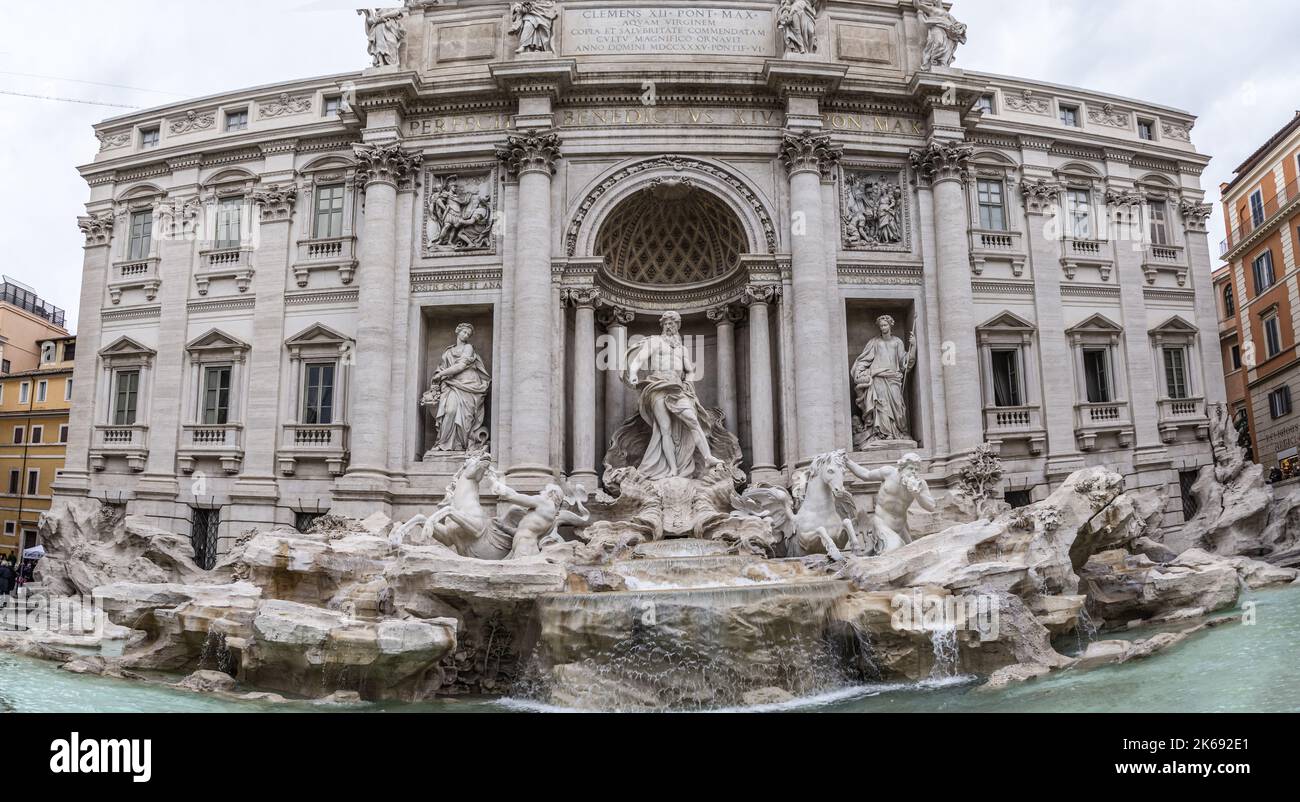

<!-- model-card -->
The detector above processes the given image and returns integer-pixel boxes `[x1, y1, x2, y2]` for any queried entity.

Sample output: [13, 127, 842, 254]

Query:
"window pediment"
[1068, 313, 1122, 335]
[186, 328, 250, 362]
[286, 323, 352, 358]
[1148, 315, 1198, 336]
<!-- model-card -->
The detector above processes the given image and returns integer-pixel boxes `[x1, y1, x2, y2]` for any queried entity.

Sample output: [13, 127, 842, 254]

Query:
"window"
[11, 426, 22, 445]
[224, 108, 248, 132]
[295, 511, 324, 533]
[1270, 386, 1293, 419]
[1252, 250, 1276, 293]
[113, 370, 140, 425]
[140, 126, 160, 148]
[7, 471, 17, 494]
[1148, 201, 1170, 246]
[1230, 344, 1242, 370]
[303, 362, 336, 424]
[313, 183, 346, 238]
[2, 522, 12, 536]
[62, 342, 75, 361]
[1083, 348, 1112, 403]
[990, 348, 1023, 407]
[58, 424, 68, 443]
[1179, 470, 1200, 521]
[215, 197, 243, 249]
[1137, 119, 1154, 141]
[128, 209, 153, 260]
[1249, 190, 1265, 227]
[975, 94, 995, 114]
[26, 469, 38, 496]
[40, 342, 55, 363]
[976, 179, 1007, 231]
[1223, 284, 1235, 317]
[30, 425, 42, 445]
[64, 378, 72, 401]
[190, 507, 220, 571]
[1, 360, 9, 374]
[36, 380, 47, 402]
[201, 366, 232, 425]
[1067, 189, 1092, 239]
[1162, 348, 1189, 399]
[1263, 314, 1283, 359]
[18, 382, 29, 404]
[1005, 489, 1033, 508]
[1060, 104, 1080, 127]
[323, 95, 342, 116]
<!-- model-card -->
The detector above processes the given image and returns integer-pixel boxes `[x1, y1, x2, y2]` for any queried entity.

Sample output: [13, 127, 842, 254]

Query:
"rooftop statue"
[509, 1, 560, 54]
[914, 0, 966, 69]
[777, 0, 820, 55]
[358, 7, 407, 67]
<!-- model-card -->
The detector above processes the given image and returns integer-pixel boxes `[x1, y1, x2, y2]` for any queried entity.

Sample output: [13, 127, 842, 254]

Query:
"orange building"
[1218, 111, 1300, 475]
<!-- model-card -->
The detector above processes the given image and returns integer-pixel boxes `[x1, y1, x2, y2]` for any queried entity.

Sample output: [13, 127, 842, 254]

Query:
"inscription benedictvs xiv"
[562, 6, 774, 56]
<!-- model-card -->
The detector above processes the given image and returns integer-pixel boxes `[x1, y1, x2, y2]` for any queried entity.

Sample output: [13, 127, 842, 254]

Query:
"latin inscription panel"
[561, 6, 774, 57]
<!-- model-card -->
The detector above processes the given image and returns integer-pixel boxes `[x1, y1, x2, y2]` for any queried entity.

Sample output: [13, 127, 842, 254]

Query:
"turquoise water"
[3, 586, 1298, 713]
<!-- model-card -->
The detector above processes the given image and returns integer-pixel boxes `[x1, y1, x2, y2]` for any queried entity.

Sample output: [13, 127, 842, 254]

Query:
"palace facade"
[56, 0, 1224, 555]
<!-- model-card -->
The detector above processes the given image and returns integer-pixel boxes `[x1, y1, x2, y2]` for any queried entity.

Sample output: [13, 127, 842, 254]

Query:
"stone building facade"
[1216, 112, 1300, 475]
[56, 0, 1224, 553]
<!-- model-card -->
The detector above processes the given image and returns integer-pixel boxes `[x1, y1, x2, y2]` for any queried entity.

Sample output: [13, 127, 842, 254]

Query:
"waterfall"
[929, 625, 959, 679]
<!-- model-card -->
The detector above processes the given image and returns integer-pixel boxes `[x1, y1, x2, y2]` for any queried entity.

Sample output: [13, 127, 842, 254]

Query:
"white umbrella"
[21, 544, 46, 560]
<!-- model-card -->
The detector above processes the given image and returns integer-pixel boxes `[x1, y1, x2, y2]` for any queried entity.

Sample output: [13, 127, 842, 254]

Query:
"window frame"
[975, 178, 1008, 232]
[11, 426, 23, 445]
[1162, 346, 1190, 400]
[224, 107, 249, 132]
[58, 424, 68, 444]
[64, 378, 72, 402]
[1270, 386, 1293, 419]
[1066, 188, 1093, 239]
[313, 182, 347, 239]
[1252, 249, 1276, 294]
[36, 379, 47, 403]
[30, 425, 42, 445]
[1147, 199, 1170, 246]
[140, 126, 160, 149]
[301, 360, 338, 425]
[25, 468, 38, 496]
[1263, 313, 1283, 359]
[1137, 119, 1155, 141]
[1059, 104, 1080, 127]
[1082, 347, 1113, 403]
[200, 364, 234, 426]
[127, 209, 153, 261]
[214, 196, 244, 250]
[1223, 283, 1235, 318]
[1249, 189, 1265, 227]
[113, 369, 141, 426]
[18, 382, 29, 404]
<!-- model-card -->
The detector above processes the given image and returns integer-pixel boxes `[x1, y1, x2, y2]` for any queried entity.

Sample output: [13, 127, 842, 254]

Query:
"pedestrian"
[0, 559, 13, 598]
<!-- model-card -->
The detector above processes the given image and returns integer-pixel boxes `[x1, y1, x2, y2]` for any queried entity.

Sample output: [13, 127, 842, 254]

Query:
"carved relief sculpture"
[358, 6, 407, 67]
[509, 1, 559, 54]
[914, 0, 966, 69]
[422, 323, 491, 452]
[842, 169, 907, 248]
[423, 171, 495, 255]
[852, 314, 916, 447]
[777, 0, 820, 55]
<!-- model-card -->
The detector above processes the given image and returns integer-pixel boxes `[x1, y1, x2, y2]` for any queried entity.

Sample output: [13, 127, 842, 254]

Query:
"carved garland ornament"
[1087, 103, 1130, 129]
[1003, 89, 1050, 115]
[259, 92, 313, 119]
[564, 156, 779, 256]
[495, 131, 562, 178]
[169, 110, 216, 135]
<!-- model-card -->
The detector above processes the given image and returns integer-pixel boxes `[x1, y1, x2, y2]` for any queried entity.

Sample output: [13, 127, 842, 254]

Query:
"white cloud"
[1, 0, 1294, 330]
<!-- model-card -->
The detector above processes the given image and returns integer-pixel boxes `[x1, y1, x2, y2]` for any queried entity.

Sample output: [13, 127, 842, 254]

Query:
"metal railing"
[1222, 175, 1300, 254]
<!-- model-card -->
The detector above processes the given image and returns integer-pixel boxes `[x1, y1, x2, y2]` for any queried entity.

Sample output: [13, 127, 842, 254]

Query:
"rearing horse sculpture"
[390, 451, 514, 560]
[734, 450, 868, 561]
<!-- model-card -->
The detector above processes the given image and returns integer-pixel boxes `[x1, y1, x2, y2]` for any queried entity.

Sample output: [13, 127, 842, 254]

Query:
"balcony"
[1158, 397, 1210, 443]
[195, 246, 254, 295]
[982, 405, 1045, 455]
[293, 236, 357, 287]
[277, 423, 349, 476]
[1074, 401, 1134, 451]
[1222, 176, 1300, 257]
[1061, 239, 1113, 281]
[968, 229, 1026, 276]
[108, 257, 161, 304]
[1141, 243, 1187, 286]
[89, 424, 149, 471]
[177, 424, 244, 474]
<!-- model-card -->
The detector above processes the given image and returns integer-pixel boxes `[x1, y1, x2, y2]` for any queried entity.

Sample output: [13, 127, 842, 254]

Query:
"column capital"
[252, 183, 299, 222]
[780, 130, 842, 179]
[743, 283, 782, 306]
[707, 303, 744, 324]
[908, 138, 973, 186]
[77, 211, 114, 248]
[1103, 186, 1144, 208]
[597, 304, 634, 327]
[353, 142, 422, 189]
[497, 131, 562, 178]
[1020, 177, 1064, 216]
[1179, 199, 1213, 233]
[561, 286, 600, 309]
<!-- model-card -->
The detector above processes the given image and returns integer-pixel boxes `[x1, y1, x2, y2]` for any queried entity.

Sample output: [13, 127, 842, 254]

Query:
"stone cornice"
[762, 61, 848, 98]
[489, 60, 577, 98]
[496, 131, 562, 178]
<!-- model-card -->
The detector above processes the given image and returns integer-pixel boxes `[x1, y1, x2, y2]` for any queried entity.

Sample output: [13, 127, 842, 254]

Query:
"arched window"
[1223, 283, 1235, 317]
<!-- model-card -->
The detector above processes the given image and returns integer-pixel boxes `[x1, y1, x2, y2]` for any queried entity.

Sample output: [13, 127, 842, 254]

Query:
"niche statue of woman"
[422, 323, 491, 452]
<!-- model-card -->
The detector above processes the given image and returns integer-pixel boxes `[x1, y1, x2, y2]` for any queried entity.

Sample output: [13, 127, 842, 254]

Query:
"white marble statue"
[422, 323, 491, 452]
[491, 478, 591, 558]
[734, 450, 866, 561]
[509, 1, 559, 54]
[358, 7, 407, 67]
[852, 315, 916, 446]
[848, 453, 936, 553]
[777, 0, 820, 55]
[624, 311, 724, 479]
[914, 0, 966, 69]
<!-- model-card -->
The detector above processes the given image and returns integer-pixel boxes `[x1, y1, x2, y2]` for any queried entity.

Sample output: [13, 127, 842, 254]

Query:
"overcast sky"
[2, 0, 1297, 331]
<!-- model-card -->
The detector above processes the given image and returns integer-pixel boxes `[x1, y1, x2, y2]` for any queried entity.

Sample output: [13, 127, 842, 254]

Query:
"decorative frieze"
[1004, 89, 1050, 115]
[168, 109, 215, 135]
[1161, 121, 1192, 142]
[423, 166, 497, 256]
[96, 130, 131, 151]
[1087, 103, 1130, 129]
[780, 131, 842, 178]
[353, 142, 423, 188]
[840, 166, 909, 251]
[908, 139, 972, 185]
[495, 131, 561, 178]
[258, 92, 313, 119]
[837, 263, 923, 285]
[410, 268, 503, 294]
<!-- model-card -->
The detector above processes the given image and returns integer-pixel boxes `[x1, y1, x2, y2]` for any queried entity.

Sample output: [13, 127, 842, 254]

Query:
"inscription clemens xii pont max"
[562, 7, 774, 56]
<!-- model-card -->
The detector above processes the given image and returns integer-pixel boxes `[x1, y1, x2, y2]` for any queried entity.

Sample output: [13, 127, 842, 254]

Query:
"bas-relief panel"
[840, 165, 910, 252]
[421, 165, 499, 258]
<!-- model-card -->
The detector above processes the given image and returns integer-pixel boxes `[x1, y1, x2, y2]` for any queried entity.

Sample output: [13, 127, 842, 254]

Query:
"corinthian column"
[497, 131, 562, 485]
[564, 288, 600, 489]
[599, 305, 634, 449]
[345, 142, 421, 484]
[745, 284, 781, 483]
[910, 139, 980, 456]
[1181, 200, 1226, 408]
[707, 303, 742, 434]
[781, 131, 842, 463]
